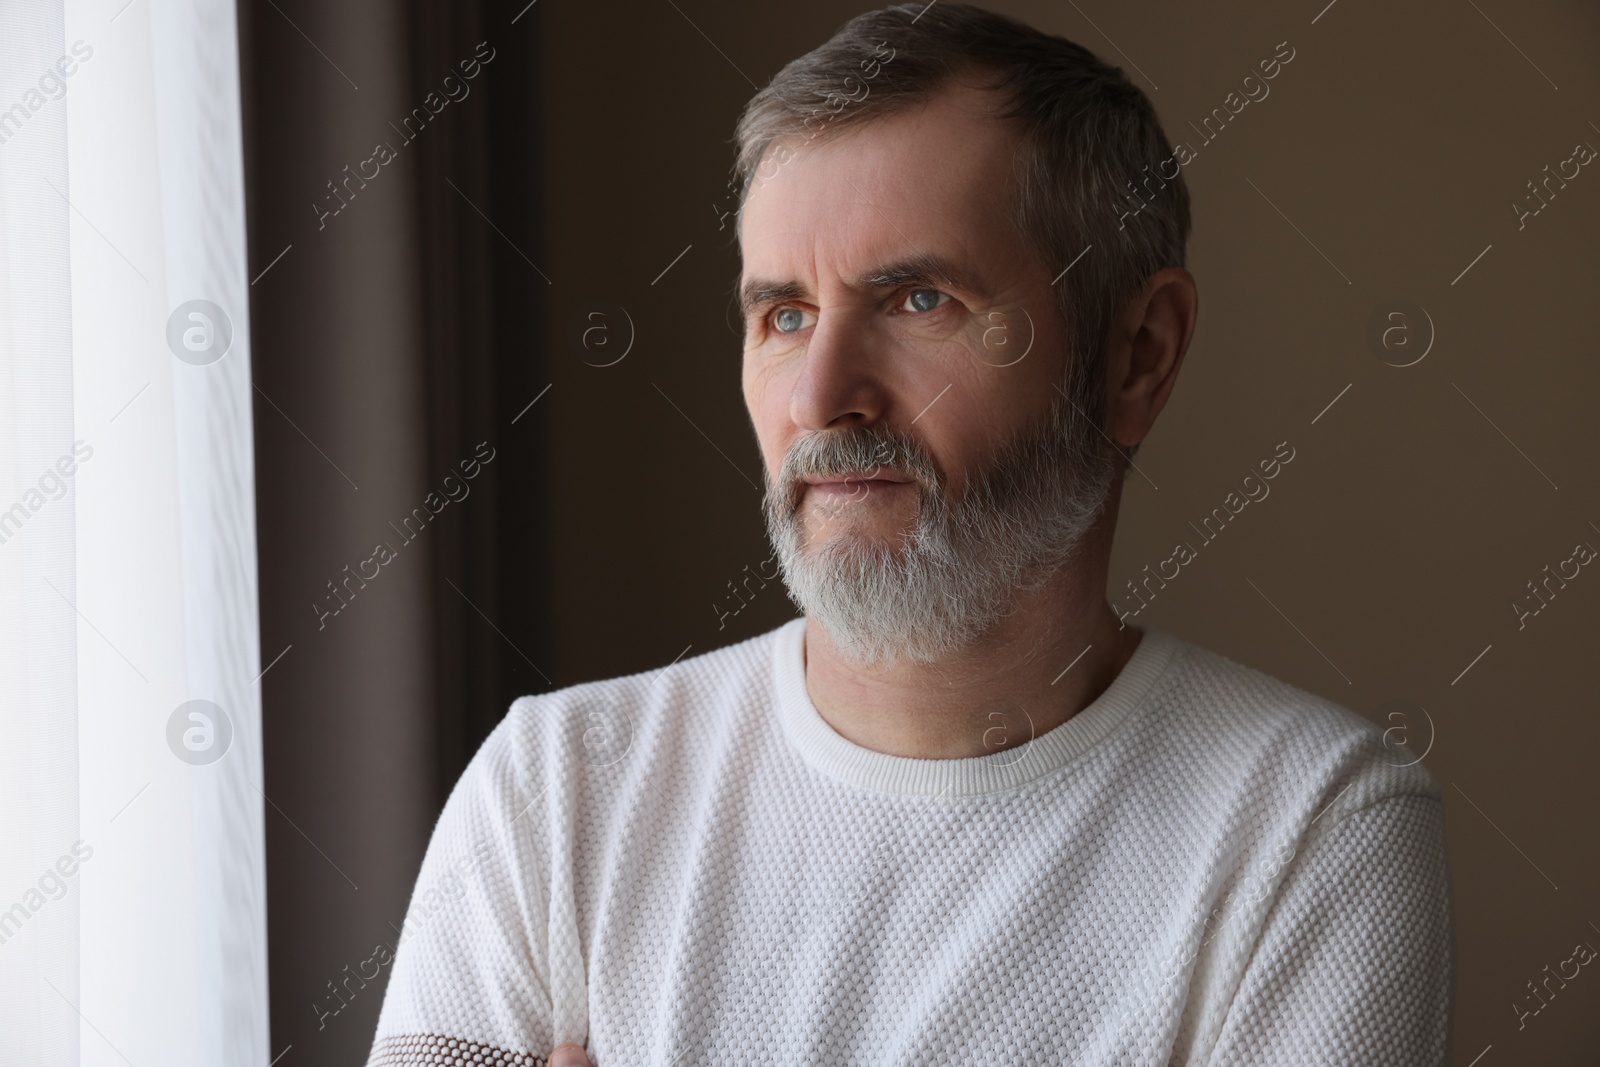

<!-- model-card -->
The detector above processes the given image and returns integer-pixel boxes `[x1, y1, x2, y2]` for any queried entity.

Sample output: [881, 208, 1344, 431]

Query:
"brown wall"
[536, 1, 1600, 1062]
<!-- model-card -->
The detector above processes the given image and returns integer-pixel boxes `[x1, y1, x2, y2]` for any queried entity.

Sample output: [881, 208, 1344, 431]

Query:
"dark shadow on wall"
[240, 0, 553, 1059]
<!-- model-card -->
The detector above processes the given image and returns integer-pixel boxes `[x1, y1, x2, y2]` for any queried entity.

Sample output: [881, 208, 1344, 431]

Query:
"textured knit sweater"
[366, 618, 1454, 1066]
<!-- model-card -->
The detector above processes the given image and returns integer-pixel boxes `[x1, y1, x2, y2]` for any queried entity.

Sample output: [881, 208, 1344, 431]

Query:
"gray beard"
[761, 381, 1118, 667]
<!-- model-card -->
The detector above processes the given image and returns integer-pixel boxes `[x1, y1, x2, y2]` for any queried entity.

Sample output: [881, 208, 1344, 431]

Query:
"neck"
[801, 517, 1142, 761]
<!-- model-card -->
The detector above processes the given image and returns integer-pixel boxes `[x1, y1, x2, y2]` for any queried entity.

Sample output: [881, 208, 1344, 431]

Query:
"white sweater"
[367, 619, 1453, 1066]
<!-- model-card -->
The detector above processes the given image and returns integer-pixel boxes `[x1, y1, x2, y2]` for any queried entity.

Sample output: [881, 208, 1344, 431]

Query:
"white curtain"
[0, 0, 267, 1063]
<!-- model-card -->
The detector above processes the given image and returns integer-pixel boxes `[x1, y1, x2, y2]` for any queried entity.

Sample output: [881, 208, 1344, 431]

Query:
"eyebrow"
[738, 252, 985, 326]
[857, 253, 980, 295]
[738, 280, 809, 325]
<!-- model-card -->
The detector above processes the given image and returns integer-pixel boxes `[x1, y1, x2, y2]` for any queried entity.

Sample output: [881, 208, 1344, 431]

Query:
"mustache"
[774, 424, 943, 511]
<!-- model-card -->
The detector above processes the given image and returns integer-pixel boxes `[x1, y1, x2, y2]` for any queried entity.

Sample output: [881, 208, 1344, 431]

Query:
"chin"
[802, 525, 910, 559]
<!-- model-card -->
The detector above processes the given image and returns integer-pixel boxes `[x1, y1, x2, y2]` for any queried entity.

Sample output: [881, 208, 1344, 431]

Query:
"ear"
[1103, 267, 1198, 450]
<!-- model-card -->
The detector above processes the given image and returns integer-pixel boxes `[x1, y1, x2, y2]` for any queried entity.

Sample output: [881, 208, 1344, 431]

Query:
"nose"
[788, 311, 890, 432]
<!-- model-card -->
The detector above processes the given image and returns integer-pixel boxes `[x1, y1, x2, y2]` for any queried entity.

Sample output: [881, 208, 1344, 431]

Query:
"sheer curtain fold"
[0, 1, 267, 1064]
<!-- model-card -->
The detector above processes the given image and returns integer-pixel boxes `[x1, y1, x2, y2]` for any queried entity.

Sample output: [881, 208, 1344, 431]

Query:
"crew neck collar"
[770, 616, 1182, 798]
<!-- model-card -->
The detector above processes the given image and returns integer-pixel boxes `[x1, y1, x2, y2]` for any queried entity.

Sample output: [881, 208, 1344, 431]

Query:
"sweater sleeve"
[1203, 793, 1455, 1067]
[365, 714, 561, 1067]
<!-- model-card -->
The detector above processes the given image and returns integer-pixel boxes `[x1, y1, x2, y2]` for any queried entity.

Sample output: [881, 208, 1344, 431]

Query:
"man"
[367, 5, 1454, 1065]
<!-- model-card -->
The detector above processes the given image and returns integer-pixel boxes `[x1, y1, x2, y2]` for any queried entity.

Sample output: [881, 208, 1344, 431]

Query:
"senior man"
[366, 5, 1454, 1065]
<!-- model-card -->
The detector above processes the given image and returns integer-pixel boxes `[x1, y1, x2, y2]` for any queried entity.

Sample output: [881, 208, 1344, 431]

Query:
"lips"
[802, 478, 913, 497]
[799, 475, 916, 505]
[800, 472, 912, 487]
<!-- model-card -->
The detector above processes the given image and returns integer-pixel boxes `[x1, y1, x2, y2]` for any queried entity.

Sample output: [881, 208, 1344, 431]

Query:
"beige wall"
[537, 1, 1600, 1061]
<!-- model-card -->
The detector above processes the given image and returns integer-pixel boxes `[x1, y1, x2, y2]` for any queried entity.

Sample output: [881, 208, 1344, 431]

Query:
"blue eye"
[773, 307, 814, 333]
[904, 288, 948, 313]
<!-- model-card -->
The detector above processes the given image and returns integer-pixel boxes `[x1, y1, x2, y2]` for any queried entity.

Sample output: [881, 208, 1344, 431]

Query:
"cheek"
[743, 359, 792, 467]
[926, 353, 1059, 475]
[966, 303, 1072, 404]
[920, 398, 987, 476]
[893, 308, 1036, 398]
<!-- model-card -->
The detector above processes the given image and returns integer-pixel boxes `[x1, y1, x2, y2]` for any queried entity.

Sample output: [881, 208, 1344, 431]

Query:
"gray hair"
[732, 2, 1190, 466]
